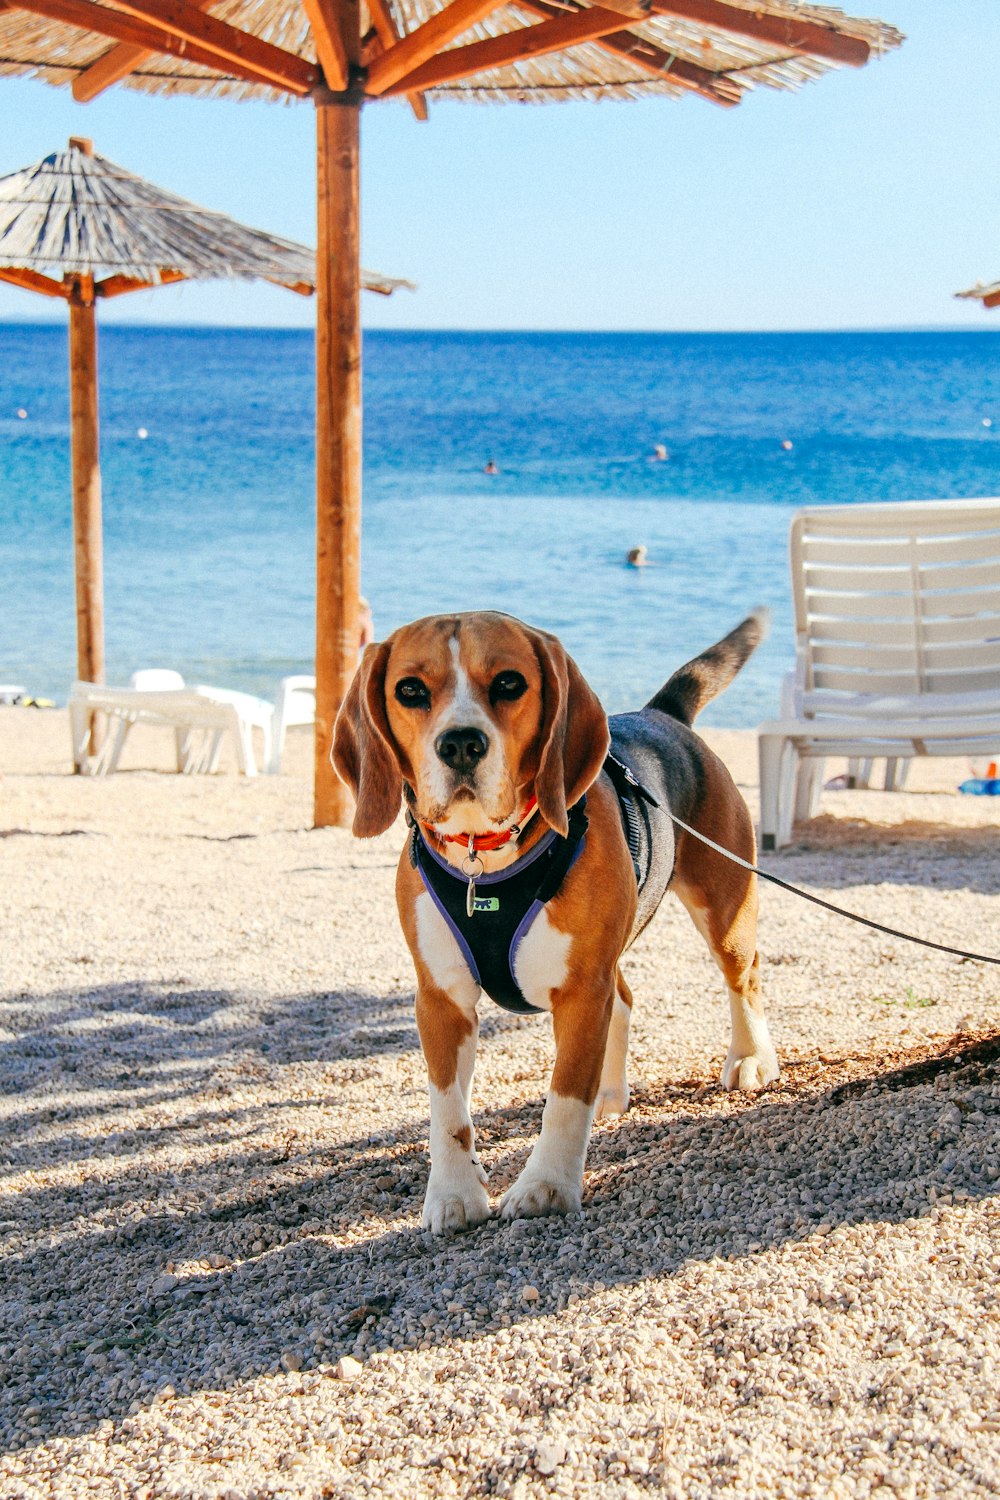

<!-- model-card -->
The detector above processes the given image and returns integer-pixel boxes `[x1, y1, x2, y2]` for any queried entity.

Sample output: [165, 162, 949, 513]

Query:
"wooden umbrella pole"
[314, 84, 363, 828]
[68, 272, 106, 759]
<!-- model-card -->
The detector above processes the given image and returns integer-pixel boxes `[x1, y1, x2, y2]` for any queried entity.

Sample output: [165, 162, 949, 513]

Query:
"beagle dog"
[333, 611, 778, 1232]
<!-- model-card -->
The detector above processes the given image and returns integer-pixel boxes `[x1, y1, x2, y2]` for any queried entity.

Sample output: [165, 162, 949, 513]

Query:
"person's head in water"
[626, 545, 648, 568]
[484, 459, 498, 475]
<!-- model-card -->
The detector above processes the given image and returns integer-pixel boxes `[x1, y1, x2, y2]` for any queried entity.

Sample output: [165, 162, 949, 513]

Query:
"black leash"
[667, 809, 1000, 968]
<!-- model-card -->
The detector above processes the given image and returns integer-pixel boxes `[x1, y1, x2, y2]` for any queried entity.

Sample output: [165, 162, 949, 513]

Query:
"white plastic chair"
[70, 672, 274, 777]
[757, 498, 1000, 849]
[268, 675, 316, 773]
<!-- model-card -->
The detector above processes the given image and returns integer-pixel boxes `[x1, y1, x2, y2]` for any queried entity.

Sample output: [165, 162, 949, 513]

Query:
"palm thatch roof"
[955, 279, 1000, 312]
[0, 142, 412, 295]
[0, 1, 903, 108]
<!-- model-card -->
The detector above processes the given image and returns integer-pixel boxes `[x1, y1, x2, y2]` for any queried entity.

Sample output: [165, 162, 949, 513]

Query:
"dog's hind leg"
[672, 791, 779, 1092]
[596, 968, 633, 1120]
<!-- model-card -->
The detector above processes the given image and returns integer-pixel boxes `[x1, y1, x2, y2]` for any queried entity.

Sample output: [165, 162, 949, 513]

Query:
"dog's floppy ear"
[532, 630, 610, 837]
[332, 640, 404, 837]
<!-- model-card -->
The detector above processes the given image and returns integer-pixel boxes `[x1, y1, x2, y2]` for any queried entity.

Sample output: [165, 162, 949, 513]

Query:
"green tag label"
[472, 896, 500, 913]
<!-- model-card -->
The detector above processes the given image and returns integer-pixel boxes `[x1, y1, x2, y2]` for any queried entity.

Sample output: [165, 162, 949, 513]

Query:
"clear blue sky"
[1, 1, 998, 330]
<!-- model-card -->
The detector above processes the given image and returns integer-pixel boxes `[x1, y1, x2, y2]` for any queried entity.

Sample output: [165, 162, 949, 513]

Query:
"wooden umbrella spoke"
[575, 31, 741, 102]
[302, 0, 350, 89]
[72, 0, 347, 99]
[96, 268, 187, 295]
[372, 0, 870, 103]
[365, 0, 428, 119]
[648, 0, 871, 67]
[72, 0, 214, 102]
[365, 0, 509, 95]
[519, 0, 743, 104]
[75, 42, 160, 100]
[0, 264, 71, 296]
[380, 5, 668, 94]
[109, 0, 319, 88]
[12, 0, 318, 93]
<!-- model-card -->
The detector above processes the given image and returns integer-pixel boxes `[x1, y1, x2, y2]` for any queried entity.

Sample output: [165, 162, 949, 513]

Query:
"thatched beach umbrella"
[0, 1, 903, 823]
[955, 278, 1000, 311]
[0, 136, 409, 752]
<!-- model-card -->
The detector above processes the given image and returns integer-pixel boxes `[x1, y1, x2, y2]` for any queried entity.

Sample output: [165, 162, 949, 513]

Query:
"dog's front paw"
[422, 1173, 491, 1234]
[722, 1044, 779, 1091]
[500, 1172, 581, 1220]
[595, 1082, 630, 1120]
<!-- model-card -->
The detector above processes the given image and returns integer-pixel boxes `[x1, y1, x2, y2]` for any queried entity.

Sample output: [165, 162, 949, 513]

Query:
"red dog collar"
[422, 797, 539, 853]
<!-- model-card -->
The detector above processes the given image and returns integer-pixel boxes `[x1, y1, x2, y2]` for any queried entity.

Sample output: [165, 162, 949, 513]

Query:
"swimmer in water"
[484, 459, 498, 475]
[652, 444, 668, 462]
[626, 545, 649, 568]
[359, 595, 375, 652]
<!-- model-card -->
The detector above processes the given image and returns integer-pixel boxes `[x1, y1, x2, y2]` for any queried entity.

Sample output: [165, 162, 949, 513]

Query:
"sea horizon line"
[2, 319, 999, 337]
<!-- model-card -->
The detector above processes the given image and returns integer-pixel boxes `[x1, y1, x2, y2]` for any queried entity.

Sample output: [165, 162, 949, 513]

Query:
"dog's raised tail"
[647, 609, 770, 726]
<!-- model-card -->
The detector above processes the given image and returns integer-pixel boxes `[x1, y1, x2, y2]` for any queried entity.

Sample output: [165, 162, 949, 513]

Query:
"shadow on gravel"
[774, 818, 1000, 897]
[2, 973, 998, 1455]
[0, 980, 418, 1161]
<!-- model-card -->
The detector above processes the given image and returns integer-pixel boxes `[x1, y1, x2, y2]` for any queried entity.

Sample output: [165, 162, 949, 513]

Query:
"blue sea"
[3, 325, 1000, 726]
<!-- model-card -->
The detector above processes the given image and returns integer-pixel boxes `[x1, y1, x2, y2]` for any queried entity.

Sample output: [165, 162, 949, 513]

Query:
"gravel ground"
[1, 707, 998, 1499]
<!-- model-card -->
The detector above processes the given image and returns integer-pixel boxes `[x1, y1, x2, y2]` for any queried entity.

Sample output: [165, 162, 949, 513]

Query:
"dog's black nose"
[435, 726, 489, 772]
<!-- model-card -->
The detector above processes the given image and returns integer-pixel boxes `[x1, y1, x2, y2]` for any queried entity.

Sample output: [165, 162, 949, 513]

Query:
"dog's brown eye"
[395, 677, 430, 709]
[490, 671, 527, 705]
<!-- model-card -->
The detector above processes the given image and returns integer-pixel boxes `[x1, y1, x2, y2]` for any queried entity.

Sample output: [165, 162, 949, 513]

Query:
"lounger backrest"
[130, 668, 185, 691]
[791, 498, 1000, 717]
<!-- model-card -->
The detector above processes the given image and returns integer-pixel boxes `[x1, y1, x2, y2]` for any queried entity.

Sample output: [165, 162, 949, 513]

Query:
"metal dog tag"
[463, 836, 484, 919]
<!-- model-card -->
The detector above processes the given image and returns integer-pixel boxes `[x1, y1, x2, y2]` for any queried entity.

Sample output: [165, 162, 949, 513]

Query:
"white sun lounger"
[757, 498, 1000, 849]
[70, 670, 274, 777]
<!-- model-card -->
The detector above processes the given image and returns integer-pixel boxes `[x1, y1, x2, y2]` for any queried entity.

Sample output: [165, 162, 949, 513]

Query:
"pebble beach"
[2, 707, 998, 1499]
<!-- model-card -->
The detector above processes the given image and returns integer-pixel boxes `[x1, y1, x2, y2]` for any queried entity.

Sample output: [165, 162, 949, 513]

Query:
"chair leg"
[176, 728, 192, 773]
[189, 733, 206, 774]
[260, 717, 274, 775]
[241, 723, 257, 777]
[778, 747, 797, 850]
[267, 721, 286, 775]
[808, 758, 825, 816]
[104, 716, 131, 775]
[794, 757, 824, 823]
[180, 730, 212, 774]
[227, 709, 253, 776]
[70, 702, 89, 774]
[758, 734, 792, 851]
[884, 757, 911, 792]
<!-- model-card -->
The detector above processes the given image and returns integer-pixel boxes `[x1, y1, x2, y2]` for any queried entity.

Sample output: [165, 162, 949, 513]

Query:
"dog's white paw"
[500, 1173, 581, 1220]
[594, 1082, 630, 1120]
[722, 1045, 779, 1092]
[422, 1173, 491, 1234]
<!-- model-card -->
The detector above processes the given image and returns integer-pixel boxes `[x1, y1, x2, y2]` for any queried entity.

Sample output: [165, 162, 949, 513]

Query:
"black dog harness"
[410, 753, 657, 1015]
